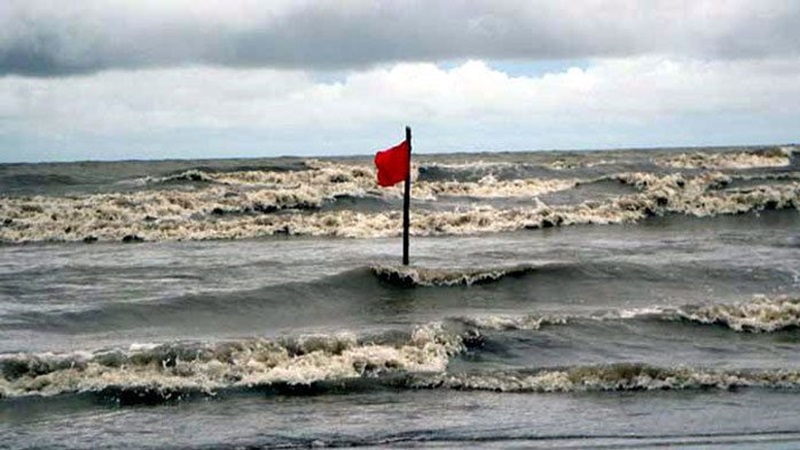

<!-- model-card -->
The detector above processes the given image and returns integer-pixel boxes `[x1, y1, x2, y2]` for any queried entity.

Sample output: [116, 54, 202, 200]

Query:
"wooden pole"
[402, 126, 412, 266]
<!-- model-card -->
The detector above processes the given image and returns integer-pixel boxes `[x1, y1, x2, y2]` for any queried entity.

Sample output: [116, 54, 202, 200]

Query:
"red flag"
[374, 140, 410, 187]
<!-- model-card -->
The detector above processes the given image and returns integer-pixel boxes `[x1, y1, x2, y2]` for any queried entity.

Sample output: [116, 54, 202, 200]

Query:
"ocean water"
[1, 145, 800, 449]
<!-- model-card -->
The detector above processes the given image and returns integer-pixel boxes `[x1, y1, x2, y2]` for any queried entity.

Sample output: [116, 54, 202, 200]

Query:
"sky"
[1, 1, 799, 163]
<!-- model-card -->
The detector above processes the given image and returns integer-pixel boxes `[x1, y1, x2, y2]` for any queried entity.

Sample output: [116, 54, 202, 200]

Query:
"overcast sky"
[1, 0, 799, 162]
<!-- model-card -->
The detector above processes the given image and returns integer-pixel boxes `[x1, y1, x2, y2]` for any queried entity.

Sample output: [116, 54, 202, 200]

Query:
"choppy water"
[1, 145, 800, 449]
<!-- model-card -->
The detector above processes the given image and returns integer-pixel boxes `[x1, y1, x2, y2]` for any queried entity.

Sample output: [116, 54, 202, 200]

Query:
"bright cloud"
[3, 58, 800, 135]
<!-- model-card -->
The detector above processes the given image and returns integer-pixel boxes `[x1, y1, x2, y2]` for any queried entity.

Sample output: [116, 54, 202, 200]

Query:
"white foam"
[455, 314, 567, 331]
[658, 149, 792, 170]
[426, 365, 800, 393]
[370, 264, 536, 287]
[451, 297, 800, 333]
[677, 296, 800, 332]
[419, 161, 516, 172]
[1, 164, 798, 243]
[414, 177, 577, 199]
[0, 323, 464, 398]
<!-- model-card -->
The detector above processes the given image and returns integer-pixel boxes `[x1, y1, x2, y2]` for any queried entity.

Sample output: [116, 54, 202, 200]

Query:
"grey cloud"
[2, 0, 800, 76]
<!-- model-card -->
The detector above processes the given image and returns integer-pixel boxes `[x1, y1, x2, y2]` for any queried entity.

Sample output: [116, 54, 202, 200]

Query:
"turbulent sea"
[2, 145, 800, 449]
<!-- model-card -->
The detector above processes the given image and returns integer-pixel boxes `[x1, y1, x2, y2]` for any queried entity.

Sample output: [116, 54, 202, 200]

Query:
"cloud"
[2, 0, 800, 76]
[4, 58, 800, 132]
[2, 56, 799, 161]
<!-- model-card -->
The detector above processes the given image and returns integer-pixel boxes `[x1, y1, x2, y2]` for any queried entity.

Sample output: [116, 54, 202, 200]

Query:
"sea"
[1, 145, 800, 449]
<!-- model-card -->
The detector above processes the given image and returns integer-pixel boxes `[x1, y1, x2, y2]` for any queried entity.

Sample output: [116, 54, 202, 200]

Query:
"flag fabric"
[374, 140, 410, 187]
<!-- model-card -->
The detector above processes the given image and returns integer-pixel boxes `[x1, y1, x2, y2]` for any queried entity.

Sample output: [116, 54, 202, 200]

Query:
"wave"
[131, 165, 578, 200]
[137, 169, 218, 185]
[1, 163, 798, 242]
[10, 263, 791, 336]
[657, 148, 793, 170]
[370, 264, 537, 287]
[122, 160, 313, 186]
[0, 322, 464, 400]
[451, 296, 800, 333]
[5, 343, 800, 403]
[414, 176, 578, 200]
[414, 363, 800, 393]
[417, 161, 519, 182]
[673, 296, 800, 332]
[2, 264, 409, 334]
[449, 314, 568, 331]
[3, 296, 798, 402]
[127, 161, 379, 192]
[547, 157, 620, 170]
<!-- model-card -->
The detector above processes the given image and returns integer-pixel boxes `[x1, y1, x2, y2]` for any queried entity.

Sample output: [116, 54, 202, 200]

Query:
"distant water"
[2, 145, 800, 449]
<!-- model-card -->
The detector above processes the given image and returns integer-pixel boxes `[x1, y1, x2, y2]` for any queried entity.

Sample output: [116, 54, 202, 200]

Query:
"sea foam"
[1, 158, 799, 243]
[418, 364, 800, 393]
[657, 148, 793, 170]
[0, 323, 463, 399]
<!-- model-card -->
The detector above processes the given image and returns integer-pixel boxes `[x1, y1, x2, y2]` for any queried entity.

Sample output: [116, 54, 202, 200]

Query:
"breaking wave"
[674, 296, 800, 332]
[657, 148, 794, 170]
[2, 296, 799, 402]
[446, 295, 800, 333]
[417, 161, 519, 182]
[2, 155, 800, 243]
[6, 351, 800, 403]
[414, 175, 578, 199]
[415, 364, 800, 393]
[0, 323, 463, 400]
[0, 160, 595, 243]
[370, 264, 537, 287]
[137, 169, 218, 185]
[1, 173, 797, 243]
[2, 146, 799, 243]
[449, 314, 568, 331]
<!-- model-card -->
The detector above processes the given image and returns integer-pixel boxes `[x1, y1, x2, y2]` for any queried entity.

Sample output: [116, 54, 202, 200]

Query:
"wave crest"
[658, 148, 792, 170]
[2, 159, 799, 242]
[447, 295, 800, 333]
[419, 364, 800, 393]
[370, 264, 536, 287]
[452, 314, 567, 331]
[0, 323, 464, 399]
[4, 298, 800, 402]
[676, 296, 800, 332]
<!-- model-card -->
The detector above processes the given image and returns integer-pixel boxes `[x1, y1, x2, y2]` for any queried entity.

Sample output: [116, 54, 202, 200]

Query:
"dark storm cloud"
[2, 0, 800, 77]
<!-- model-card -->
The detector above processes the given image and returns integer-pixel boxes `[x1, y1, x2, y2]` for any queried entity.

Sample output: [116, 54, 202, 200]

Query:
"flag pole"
[402, 126, 412, 266]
